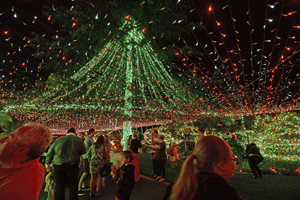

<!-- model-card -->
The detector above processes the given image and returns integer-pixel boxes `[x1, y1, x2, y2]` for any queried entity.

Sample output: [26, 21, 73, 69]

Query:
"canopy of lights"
[1, 0, 300, 132]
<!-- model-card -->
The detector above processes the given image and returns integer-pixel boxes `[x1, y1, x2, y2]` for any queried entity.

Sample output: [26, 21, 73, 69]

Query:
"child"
[171, 142, 180, 167]
[44, 165, 55, 200]
[111, 150, 135, 200]
[169, 143, 176, 168]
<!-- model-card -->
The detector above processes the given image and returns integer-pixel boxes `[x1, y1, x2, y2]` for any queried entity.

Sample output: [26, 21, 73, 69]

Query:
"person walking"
[102, 134, 111, 188]
[129, 133, 142, 182]
[246, 143, 263, 178]
[45, 128, 86, 200]
[88, 135, 106, 197]
[78, 128, 96, 195]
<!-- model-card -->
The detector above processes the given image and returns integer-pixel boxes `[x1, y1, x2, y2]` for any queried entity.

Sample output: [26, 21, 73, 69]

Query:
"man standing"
[0, 123, 53, 200]
[45, 128, 86, 200]
[78, 128, 96, 195]
[151, 130, 161, 178]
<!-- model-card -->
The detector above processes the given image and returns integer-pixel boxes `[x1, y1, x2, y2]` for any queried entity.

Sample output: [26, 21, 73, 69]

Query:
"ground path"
[39, 171, 169, 200]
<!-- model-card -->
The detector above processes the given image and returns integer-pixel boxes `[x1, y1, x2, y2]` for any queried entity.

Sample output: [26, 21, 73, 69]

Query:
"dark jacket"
[246, 144, 261, 157]
[130, 139, 142, 154]
[163, 171, 244, 200]
[158, 141, 167, 160]
[115, 164, 135, 198]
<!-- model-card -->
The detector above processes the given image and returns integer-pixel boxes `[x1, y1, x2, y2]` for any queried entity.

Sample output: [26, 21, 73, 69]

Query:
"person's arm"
[87, 147, 92, 158]
[80, 139, 87, 155]
[45, 140, 56, 168]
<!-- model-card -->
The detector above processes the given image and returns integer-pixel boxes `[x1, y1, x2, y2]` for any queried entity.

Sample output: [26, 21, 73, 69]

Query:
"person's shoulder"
[126, 164, 135, 170]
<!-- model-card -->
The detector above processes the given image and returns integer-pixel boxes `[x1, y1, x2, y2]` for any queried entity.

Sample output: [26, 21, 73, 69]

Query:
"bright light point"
[208, 5, 213, 12]
[34, 16, 37, 19]
[270, 5, 275, 8]
[14, 13, 17, 18]
[95, 15, 98, 19]
[268, 19, 273, 22]
[125, 14, 131, 20]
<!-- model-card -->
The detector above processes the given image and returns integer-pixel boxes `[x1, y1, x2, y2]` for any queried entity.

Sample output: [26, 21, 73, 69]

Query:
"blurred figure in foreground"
[0, 123, 52, 200]
[163, 135, 245, 200]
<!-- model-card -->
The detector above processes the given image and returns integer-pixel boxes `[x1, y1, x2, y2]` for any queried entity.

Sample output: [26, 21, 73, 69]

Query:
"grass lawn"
[139, 152, 300, 200]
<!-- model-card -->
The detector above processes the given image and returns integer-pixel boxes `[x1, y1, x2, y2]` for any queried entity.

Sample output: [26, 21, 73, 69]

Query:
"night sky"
[1, 0, 300, 115]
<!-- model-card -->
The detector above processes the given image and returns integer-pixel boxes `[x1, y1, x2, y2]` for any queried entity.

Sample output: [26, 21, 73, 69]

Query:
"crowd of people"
[0, 123, 267, 200]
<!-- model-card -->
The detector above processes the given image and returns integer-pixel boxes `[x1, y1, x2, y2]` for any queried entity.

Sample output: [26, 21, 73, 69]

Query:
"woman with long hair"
[164, 135, 245, 200]
[88, 135, 105, 198]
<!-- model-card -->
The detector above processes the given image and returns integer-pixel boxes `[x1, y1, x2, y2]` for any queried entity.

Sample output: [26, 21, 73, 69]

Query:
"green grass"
[139, 152, 300, 200]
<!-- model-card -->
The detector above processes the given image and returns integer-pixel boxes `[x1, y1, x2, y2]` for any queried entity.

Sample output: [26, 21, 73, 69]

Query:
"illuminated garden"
[1, 0, 300, 191]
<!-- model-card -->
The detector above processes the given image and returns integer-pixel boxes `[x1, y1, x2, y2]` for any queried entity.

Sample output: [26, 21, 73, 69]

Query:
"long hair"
[95, 135, 104, 145]
[169, 135, 230, 200]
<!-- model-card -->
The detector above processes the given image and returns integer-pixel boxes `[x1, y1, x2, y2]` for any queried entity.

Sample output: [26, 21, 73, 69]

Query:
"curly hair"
[15, 123, 53, 160]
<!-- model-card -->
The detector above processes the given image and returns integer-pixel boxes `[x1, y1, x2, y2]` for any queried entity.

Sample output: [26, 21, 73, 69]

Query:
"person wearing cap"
[0, 123, 53, 200]
[45, 128, 86, 200]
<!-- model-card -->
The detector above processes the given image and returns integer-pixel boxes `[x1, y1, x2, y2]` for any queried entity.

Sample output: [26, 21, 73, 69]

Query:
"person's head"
[104, 135, 109, 142]
[96, 135, 104, 145]
[121, 150, 133, 165]
[88, 128, 95, 137]
[78, 132, 86, 139]
[193, 135, 235, 180]
[206, 130, 212, 135]
[159, 135, 165, 141]
[152, 130, 158, 137]
[0, 123, 52, 168]
[169, 136, 236, 200]
[67, 128, 76, 134]
[133, 133, 138, 139]
[198, 128, 205, 134]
